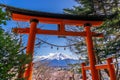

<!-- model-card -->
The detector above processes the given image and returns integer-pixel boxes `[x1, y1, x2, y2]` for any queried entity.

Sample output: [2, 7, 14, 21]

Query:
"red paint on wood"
[24, 20, 38, 80]
[84, 25, 100, 80]
[81, 63, 87, 80]
[12, 13, 103, 26]
[107, 58, 116, 80]
[13, 28, 103, 37]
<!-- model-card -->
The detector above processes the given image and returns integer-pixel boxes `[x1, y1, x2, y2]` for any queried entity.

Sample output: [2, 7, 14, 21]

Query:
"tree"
[64, 0, 119, 15]
[64, 0, 120, 79]
[0, 6, 31, 80]
[33, 61, 53, 80]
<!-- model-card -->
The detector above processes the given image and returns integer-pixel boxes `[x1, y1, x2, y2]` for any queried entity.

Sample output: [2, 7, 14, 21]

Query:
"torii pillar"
[84, 23, 100, 80]
[24, 19, 38, 80]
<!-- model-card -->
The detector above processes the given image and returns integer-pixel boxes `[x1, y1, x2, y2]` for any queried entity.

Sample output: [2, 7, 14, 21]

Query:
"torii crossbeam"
[3, 5, 113, 80]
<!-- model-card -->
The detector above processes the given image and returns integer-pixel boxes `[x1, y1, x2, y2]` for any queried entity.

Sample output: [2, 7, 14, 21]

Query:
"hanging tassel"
[64, 47, 66, 50]
[70, 46, 72, 50]
[51, 46, 53, 49]
[57, 47, 59, 50]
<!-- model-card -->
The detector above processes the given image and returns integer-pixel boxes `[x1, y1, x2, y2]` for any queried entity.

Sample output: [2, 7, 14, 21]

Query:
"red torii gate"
[4, 5, 115, 80]
[81, 57, 116, 80]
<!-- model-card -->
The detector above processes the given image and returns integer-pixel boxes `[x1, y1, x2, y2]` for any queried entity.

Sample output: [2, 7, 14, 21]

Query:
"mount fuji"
[34, 53, 81, 67]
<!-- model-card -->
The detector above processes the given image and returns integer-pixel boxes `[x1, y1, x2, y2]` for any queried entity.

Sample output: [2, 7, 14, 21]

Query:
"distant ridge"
[34, 52, 78, 61]
[34, 53, 81, 67]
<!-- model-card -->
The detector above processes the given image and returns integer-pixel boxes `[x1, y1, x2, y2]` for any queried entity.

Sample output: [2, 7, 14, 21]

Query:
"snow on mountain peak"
[50, 53, 70, 60]
[34, 52, 78, 61]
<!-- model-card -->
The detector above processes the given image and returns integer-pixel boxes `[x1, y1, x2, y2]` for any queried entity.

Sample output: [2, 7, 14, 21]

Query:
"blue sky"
[1, 0, 77, 13]
[0, 0, 79, 58]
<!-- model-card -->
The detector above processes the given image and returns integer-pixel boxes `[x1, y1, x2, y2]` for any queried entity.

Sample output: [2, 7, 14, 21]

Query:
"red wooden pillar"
[81, 63, 86, 80]
[84, 23, 100, 80]
[107, 57, 116, 80]
[24, 19, 39, 80]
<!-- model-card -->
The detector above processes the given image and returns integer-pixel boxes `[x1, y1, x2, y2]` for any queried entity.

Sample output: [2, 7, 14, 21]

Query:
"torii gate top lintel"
[3, 5, 112, 26]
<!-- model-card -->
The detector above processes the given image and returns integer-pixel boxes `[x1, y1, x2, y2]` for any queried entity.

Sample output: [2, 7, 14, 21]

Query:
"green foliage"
[0, 7, 31, 80]
[64, 0, 93, 15]
[64, 0, 120, 58]
[0, 7, 9, 25]
[0, 28, 31, 80]
[64, 0, 119, 15]
[95, 13, 120, 58]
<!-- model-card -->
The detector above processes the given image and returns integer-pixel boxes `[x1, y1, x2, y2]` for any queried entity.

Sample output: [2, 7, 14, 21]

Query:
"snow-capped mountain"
[34, 52, 78, 61]
[34, 53, 81, 68]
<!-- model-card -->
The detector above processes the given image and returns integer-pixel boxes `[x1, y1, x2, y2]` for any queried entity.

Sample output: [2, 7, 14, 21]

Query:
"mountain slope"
[34, 53, 81, 67]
